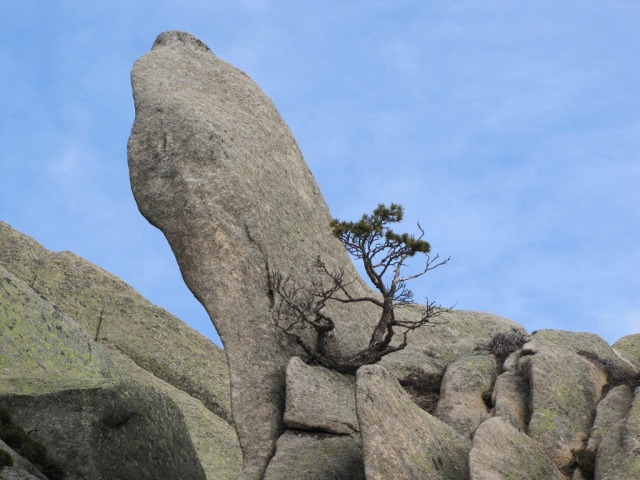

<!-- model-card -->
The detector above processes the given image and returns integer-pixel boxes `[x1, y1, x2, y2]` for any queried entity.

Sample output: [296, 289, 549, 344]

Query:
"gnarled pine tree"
[270, 203, 450, 373]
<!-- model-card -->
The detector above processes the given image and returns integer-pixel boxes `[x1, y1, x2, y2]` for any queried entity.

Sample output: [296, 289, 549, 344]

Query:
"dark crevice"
[520, 367, 533, 433]
[94, 307, 105, 342]
[103, 411, 139, 429]
[399, 368, 442, 415]
[0, 402, 65, 479]
[29, 256, 45, 289]
[243, 223, 274, 309]
[281, 427, 354, 438]
[481, 389, 493, 410]
[265, 260, 275, 309]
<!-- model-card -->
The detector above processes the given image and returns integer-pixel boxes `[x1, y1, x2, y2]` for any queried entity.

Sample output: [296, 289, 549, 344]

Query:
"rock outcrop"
[124, 30, 640, 479]
[0, 222, 241, 479]
[3, 29, 639, 480]
[0, 222, 231, 421]
[3, 222, 640, 480]
[0, 438, 49, 480]
[127, 30, 533, 479]
[128, 30, 378, 479]
[612, 334, 640, 370]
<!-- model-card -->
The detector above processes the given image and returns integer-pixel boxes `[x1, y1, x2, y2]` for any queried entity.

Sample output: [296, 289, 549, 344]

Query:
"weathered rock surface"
[520, 346, 607, 469]
[104, 347, 242, 479]
[0, 223, 241, 479]
[0, 439, 48, 480]
[389, 310, 525, 369]
[594, 385, 640, 479]
[284, 357, 358, 434]
[612, 334, 640, 370]
[0, 221, 231, 421]
[356, 365, 471, 479]
[525, 329, 635, 376]
[469, 417, 564, 480]
[0, 265, 119, 396]
[128, 29, 378, 479]
[435, 354, 498, 438]
[491, 370, 528, 430]
[263, 431, 364, 480]
[588, 385, 633, 452]
[3, 381, 206, 480]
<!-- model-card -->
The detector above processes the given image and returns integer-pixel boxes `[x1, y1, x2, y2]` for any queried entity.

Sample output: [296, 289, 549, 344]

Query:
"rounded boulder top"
[152, 30, 211, 53]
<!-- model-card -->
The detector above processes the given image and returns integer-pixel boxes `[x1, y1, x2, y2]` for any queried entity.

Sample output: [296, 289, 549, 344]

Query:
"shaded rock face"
[263, 432, 364, 480]
[3, 382, 206, 480]
[102, 347, 242, 480]
[0, 223, 241, 479]
[128, 30, 376, 478]
[0, 438, 48, 480]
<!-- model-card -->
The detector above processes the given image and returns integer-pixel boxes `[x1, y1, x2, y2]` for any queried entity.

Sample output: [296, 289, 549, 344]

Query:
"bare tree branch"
[270, 203, 452, 373]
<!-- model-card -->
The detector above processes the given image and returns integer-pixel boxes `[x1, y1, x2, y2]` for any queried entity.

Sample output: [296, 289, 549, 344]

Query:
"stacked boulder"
[269, 330, 640, 479]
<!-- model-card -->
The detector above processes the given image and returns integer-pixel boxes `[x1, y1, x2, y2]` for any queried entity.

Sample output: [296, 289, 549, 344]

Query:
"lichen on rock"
[356, 364, 471, 479]
[128, 29, 377, 478]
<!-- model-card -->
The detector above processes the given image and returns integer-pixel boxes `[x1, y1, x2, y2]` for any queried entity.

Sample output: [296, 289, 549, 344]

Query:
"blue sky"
[1, 1, 638, 346]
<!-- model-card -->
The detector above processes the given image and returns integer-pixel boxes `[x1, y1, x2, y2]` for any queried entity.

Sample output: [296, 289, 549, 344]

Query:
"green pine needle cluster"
[330, 203, 431, 256]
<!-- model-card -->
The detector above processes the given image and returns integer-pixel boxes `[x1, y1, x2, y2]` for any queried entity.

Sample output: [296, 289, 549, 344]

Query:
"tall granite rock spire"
[128, 31, 376, 479]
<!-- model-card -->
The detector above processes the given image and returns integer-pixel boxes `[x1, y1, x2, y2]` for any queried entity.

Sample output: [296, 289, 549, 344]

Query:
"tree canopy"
[271, 203, 450, 373]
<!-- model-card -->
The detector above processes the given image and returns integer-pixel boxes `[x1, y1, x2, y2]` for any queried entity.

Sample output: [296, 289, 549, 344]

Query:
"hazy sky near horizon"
[1, 1, 638, 347]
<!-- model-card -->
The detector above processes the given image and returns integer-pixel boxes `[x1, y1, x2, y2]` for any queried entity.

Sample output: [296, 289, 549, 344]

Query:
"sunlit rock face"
[126, 30, 640, 480]
[356, 364, 471, 480]
[128, 30, 376, 479]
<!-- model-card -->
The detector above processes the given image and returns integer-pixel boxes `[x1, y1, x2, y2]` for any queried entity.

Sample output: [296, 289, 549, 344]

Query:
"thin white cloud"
[1, 1, 637, 348]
